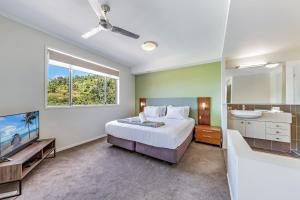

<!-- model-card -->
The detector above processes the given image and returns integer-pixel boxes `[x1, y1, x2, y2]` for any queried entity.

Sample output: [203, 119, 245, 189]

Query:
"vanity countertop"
[229, 110, 292, 123]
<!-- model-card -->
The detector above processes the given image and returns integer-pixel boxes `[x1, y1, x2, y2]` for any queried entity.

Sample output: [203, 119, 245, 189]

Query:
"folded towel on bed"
[117, 117, 165, 128]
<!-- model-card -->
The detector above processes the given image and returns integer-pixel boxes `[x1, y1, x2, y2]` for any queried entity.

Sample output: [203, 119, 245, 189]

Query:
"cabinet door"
[228, 119, 246, 136]
[245, 121, 266, 139]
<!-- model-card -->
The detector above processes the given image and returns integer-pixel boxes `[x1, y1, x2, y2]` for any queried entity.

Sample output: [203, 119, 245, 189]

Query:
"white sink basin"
[231, 110, 262, 119]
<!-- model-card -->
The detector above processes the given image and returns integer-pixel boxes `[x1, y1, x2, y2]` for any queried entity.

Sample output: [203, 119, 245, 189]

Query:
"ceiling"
[223, 0, 300, 60]
[0, 0, 299, 74]
[0, 0, 229, 74]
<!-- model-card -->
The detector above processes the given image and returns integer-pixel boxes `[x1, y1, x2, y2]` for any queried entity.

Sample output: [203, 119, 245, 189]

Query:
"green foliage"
[72, 75, 105, 105]
[48, 77, 69, 105]
[48, 75, 117, 106]
[106, 78, 117, 104]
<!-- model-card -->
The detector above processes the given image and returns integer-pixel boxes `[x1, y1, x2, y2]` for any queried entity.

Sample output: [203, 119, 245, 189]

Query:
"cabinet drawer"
[195, 129, 221, 139]
[266, 134, 290, 143]
[195, 135, 221, 145]
[266, 122, 290, 130]
[266, 128, 290, 136]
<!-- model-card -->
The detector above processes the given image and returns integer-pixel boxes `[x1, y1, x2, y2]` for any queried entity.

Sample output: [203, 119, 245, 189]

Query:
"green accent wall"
[135, 62, 221, 126]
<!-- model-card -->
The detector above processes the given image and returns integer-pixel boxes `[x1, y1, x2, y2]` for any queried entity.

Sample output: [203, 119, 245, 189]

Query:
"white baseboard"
[56, 134, 107, 152]
[227, 173, 233, 200]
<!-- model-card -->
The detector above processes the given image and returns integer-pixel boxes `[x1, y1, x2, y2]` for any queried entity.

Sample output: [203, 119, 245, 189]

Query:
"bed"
[105, 98, 199, 163]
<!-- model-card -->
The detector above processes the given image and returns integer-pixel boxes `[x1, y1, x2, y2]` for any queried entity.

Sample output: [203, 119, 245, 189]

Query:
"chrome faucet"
[242, 105, 246, 110]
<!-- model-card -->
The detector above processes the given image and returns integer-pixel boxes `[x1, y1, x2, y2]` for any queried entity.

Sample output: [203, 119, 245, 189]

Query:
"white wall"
[227, 130, 300, 200]
[269, 69, 283, 103]
[286, 60, 300, 104]
[221, 59, 228, 148]
[0, 16, 135, 151]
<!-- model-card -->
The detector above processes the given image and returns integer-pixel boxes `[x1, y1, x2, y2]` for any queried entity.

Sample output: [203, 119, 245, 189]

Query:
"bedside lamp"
[198, 97, 211, 125]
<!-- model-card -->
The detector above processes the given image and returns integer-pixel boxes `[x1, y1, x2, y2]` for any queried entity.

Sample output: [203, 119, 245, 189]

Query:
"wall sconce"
[139, 98, 146, 112]
[201, 102, 206, 110]
[198, 97, 211, 125]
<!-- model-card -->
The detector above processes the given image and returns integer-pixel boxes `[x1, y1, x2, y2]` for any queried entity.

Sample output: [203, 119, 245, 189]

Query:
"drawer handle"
[276, 137, 280, 140]
[203, 135, 212, 138]
[202, 130, 214, 133]
[276, 131, 280, 134]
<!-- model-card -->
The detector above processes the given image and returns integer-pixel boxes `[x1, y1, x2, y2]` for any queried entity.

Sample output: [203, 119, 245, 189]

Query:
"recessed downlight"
[141, 41, 158, 51]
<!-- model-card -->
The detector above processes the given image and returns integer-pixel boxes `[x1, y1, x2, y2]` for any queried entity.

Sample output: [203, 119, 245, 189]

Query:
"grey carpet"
[14, 138, 230, 200]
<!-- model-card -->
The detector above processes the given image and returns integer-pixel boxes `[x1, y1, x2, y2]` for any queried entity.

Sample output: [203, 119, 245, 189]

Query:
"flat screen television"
[0, 111, 39, 158]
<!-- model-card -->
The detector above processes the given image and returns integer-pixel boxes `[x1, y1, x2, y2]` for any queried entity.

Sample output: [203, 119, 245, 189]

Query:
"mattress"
[105, 117, 195, 149]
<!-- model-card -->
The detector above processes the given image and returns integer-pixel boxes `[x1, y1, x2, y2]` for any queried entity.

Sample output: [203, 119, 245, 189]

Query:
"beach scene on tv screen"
[0, 112, 39, 156]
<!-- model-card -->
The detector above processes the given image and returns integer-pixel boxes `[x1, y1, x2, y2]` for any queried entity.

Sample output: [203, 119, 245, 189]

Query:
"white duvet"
[105, 117, 195, 149]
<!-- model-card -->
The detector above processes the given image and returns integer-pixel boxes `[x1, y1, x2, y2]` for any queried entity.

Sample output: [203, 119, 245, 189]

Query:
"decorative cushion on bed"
[144, 106, 162, 117]
[166, 105, 190, 119]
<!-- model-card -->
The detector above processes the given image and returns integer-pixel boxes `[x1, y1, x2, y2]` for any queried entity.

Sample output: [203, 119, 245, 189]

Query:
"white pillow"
[183, 106, 190, 118]
[144, 106, 166, 117]
[158, 106, 167, 117]
[144, 106, 160, 118]
[166, 106, 190, 119]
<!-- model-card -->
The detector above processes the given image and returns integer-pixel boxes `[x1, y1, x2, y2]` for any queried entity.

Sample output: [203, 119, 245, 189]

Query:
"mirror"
[226, 65, 284, 104]
[226, 61, 300, 104]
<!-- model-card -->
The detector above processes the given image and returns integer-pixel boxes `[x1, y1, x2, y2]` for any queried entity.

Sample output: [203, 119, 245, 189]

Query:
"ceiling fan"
[82, 0, 140, 39]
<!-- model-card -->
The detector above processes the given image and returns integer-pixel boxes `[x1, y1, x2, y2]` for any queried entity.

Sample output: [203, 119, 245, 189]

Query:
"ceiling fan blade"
[111, 26, 140, 39]
[82, 26, 102, 39]
[88, 0, 107, 20]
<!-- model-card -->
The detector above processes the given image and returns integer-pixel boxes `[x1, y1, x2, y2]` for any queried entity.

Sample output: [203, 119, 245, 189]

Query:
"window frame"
[45, 47, 120, 109]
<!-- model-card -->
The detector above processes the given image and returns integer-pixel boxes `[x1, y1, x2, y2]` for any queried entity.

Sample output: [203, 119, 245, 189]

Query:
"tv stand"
[0, 138, 55, 199]
[0, 157, 12, 163]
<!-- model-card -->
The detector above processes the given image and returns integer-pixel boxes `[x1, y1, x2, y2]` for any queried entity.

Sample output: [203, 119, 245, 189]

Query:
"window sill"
[45, 104, 120, 110]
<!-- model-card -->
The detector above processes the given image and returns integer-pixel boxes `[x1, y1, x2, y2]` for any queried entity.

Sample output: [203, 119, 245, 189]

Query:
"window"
[48, 62, 70, 106]
[46, 49, 119, 107]
[106, 77, 117, 104]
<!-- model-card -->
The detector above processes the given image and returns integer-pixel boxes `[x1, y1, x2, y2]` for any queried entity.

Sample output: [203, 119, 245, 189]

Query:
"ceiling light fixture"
[236, 62, 267, 69]
[141, 41, 158, 51]
[265, 63, 280, 68]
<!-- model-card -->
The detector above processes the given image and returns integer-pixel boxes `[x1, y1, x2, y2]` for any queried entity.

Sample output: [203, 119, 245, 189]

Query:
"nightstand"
[195, 125, 222, 147]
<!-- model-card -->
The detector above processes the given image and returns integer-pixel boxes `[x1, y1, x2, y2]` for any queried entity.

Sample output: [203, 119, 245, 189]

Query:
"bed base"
[107, 133, 193, 164]
[107, 135, 135, 151]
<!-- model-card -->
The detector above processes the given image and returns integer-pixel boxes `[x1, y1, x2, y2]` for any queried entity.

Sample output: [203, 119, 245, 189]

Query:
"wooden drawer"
[266, 122, 290, 130]
[266, 128, 290, 136]
[266, 134, 290, 143]
[196, 129, 221, 139]
[196, 136, 221, 146]
[195, 126, 221, 146]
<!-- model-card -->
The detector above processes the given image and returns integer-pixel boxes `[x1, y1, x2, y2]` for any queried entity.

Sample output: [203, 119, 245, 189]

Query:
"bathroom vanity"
[228, 110, 292, 152]
[225, 60, 300, 155]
